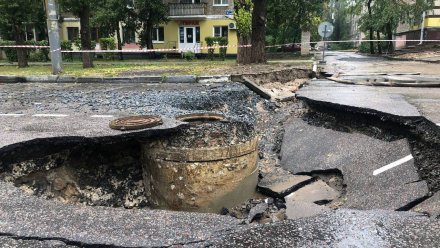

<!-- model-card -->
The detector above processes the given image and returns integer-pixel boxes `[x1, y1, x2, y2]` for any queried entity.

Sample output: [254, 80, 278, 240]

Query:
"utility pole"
[419, 11, 426, 45]
[46, 0, 63, 74]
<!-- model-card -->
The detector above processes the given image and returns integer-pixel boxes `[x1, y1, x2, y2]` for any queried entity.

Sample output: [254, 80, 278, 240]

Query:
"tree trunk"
[367, 0, 375, 54]
[237, 35, 252, 64]
[116, 25, 124, 60]
[250, 0, 267, 63]
[13, 24, 28, 68]
[386, 22, 394, 54]
[79, 6, 94, 68]
[145, 22, 154, 50]
[376, 31, 382, 55]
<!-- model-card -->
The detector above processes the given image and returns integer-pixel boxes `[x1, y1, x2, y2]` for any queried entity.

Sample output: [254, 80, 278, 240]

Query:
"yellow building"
[152, 0, 238, 54]
[58, 0, 239, 55]
[396, 0, 440, 48]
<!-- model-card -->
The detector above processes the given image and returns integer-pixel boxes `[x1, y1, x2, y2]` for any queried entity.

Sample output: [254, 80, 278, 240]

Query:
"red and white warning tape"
[0, 39, 439, 53]
[0, 45, 50, 49]
[58, 44, 252, 53]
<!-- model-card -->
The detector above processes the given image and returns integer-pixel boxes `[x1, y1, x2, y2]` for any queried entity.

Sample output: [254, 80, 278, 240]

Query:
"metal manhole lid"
[109, 115, 163, 131]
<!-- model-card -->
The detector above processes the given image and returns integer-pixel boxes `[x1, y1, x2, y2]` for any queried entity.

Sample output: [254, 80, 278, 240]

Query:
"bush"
[205, 37, 216, 60]
[329, 42, 354, 51]
[28, 51, 47, 62]
[61, 40, 74, 61]
[183, 51, 195, 61]
[74, 38, 97, 50]
[0, 40, 49, 63]
[25, 40, 49, 62]
[358, 42, 370, 53]
[0, 40, 17, 62]
[205, 36, 229, 60]
[99, 37, 116, 60]
[358, 40, 389, 54]
[218, 37, 228, 61]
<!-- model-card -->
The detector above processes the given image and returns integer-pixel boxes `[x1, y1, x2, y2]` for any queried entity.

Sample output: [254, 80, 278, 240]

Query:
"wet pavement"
[315, 52, 440, 124]
[203, 209, 440, 247]
[1, 52, 440, 247]
[281, 118, 429, 210]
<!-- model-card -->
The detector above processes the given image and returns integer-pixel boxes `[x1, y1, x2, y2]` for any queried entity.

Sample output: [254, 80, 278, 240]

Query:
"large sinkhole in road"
[0, 118, 258, 213]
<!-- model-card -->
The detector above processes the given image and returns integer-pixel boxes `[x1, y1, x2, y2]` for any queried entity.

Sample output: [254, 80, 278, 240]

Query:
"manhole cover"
[109, 115, 163, 131]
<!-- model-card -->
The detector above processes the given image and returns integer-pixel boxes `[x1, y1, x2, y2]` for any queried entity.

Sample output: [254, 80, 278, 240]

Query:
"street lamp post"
[46, 0, 63, 74]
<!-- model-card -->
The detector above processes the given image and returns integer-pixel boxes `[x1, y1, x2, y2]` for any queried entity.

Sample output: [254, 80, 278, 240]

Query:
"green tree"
[354, 0, 434, 54]
[134, 0, 168, 50]
[92, 0, 136, 60]
[266, 0, 324, 46]
[59, 0, 100, 68]
[234, 0, 253, 64]
[0, 0, 45, 67]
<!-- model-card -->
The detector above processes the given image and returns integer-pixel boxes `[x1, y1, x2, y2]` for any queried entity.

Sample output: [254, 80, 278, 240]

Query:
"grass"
[0, 59, 237, 77]
[0, 56, 313, 77]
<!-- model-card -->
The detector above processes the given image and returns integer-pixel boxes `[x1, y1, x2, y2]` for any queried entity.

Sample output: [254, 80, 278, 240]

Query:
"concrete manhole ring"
[109, 115, 163, 131]
[176, 113, 225, 122]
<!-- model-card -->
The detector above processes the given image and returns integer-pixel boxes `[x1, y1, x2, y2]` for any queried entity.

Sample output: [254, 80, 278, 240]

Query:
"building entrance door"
[179, 26, 200, 53]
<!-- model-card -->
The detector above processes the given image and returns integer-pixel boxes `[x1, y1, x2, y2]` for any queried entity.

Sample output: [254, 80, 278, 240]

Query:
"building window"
[67, 27, 79, 41]
[153, 27, 165, 42]
[213, 26, 228, 38]
[214, 0, 228, 6]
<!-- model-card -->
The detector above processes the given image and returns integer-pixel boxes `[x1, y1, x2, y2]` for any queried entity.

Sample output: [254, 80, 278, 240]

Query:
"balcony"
[169, 3, 207, 17]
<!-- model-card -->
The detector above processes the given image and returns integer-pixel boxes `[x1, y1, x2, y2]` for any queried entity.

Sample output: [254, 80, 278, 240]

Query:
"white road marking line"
[0, 114, 25, 117]
[437, 123, 440, 126]
[90, 115, 114, 118]
[373, 155, 414, 176]
[32, 114, 69, 117]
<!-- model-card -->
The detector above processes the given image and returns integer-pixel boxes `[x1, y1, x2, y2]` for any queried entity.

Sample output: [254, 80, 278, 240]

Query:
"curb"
[0, 75, 232, 84]
[384, 55, 440, 64]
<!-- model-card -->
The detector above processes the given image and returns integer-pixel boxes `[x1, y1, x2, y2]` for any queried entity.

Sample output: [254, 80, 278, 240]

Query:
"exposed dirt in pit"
[0, 139, 148, 209]
[0, 68, 314, 219]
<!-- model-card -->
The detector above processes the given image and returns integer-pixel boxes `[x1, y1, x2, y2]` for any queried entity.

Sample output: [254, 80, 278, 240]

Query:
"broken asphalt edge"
[326, 76, 440, 87]
[296, 94, 431, 125]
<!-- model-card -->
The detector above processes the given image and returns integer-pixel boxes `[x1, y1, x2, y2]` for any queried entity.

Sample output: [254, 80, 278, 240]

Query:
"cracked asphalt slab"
[280, 118, 429, 210]
[0, 116, 185, 150]
[201, 209, 440, 247]
[0, 180, 240, 247]
[316, 51, 440, 124]
[1, 74, 440, 246]
[297, 79, 422, 118]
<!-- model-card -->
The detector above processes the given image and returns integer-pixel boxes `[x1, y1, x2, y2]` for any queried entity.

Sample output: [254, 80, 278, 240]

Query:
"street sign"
[318, 22, 334, 38]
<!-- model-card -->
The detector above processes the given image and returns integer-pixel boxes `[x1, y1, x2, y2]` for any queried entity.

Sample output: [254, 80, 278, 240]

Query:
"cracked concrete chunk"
[285, 201, 330, 220]
[247, 202, 268, 223]
[285, 180, 340, 204]
[258, 172, 312, 198]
